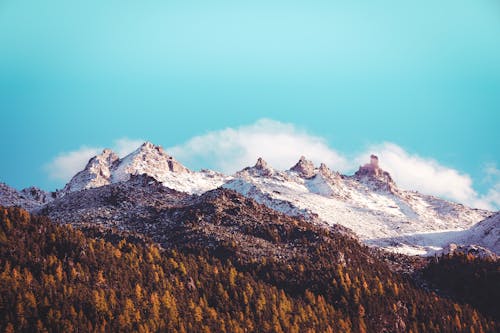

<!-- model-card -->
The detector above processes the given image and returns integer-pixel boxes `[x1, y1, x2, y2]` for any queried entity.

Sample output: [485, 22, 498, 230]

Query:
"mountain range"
[1, 141, 497, 257]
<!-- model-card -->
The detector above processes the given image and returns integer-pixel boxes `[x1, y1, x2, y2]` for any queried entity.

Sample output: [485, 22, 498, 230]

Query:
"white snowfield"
[62, 142, 496, 256]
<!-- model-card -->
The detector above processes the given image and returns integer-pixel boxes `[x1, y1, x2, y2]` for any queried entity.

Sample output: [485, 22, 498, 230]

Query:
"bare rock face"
[354, 155, 396, 192]
[62, 142, 192, 195]
[253, 157, 274, 176]
[255, 157, 268, 170]
[113, 142, 190, 182]
[236, 157, 274, 178]
[290, 156, 316, 179]
[443, 243, 498, 261]
[318, 163, 341, 181]
[0, 183, 53, 211]
[63, 149, 120, 193]
[20, 186, 54, 203]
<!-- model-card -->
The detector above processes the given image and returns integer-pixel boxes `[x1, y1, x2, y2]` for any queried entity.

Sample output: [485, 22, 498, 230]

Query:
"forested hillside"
[423, 254, 499, 321]
[0, 206, 497, 332]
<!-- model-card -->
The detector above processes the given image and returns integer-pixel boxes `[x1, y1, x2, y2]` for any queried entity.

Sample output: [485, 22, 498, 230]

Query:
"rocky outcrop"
[63, 149, 120, 193]
[290, 156, 316, 178]
[354, 155, 397, 192]
[62, 142, 195, 195]
[442, 243, 498, 260]
[0, 183, 53, 211]
[112, 142, 190, 183]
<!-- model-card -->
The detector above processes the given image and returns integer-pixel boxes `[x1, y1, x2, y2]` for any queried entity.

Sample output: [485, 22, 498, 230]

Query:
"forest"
[0, 206, 498, 332]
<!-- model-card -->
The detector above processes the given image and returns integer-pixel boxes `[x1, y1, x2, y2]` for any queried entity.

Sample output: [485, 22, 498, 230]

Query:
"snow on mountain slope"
[224, 157, 492, 255]
[63, 149, 119, 192]
[456, 212, 500, 254]
[9, 141, 492, 256]
[0, 183, 54, 211]
[64, 142, 228, 195]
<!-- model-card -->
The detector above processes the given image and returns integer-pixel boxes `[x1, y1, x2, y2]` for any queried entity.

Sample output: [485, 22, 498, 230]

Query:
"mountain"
[1, 143, 499, 331]
[2, 202, 498, 332]
[1, 142, 497, 256]
[224, 156, 492, 256]
[63, 142, 228, 195]
[455, 212, 500, 254]
[40, 174, 351, 261]
[0, 182, 54, 211]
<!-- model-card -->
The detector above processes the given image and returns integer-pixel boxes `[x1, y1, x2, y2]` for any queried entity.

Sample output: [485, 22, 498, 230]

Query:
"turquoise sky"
[0, 1, 499, 200]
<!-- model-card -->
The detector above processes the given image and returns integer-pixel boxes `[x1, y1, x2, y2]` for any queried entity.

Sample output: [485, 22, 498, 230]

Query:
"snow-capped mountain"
[224, 156, 492, 255]
[455, 212, 500, 254]
[63, 142, 228, 195]
[1, 141, 496, 256]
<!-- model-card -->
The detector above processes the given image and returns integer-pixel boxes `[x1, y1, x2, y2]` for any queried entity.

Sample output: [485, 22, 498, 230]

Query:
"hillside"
[0, 206, 498, 332]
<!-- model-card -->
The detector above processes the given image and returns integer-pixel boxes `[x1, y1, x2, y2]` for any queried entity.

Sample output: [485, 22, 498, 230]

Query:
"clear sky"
[0, 1, 499, 209]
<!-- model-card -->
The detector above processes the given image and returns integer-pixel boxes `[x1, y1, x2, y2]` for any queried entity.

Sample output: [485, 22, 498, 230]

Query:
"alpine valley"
[0, 142, 498, 332]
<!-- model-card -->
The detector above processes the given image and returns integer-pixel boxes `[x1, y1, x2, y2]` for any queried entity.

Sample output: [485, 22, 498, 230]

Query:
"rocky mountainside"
[456, 212, 500, 254]
[63, 142, 228, 195]
[224, 156, 491, 255]
[3, 204, 498, 333]
[39, 174, 354, 261]
[0, 182, 54, 211]
[2, 141, 497, 256]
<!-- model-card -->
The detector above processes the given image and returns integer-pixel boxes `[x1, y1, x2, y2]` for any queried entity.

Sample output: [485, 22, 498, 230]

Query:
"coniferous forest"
[0, 206, 498, 332]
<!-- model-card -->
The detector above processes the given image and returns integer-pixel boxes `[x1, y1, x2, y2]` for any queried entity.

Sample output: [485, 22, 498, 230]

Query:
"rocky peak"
[255, 157, 268, 170]
[63, 149, 120, 193]
[126, 142, 189, 174]
[290, 156, 316, 179]
[253, 157, 274, 176]
[95, 148, 120, 166]
[237, 158, 274, 177]
[20, 186, 54, 203]
[0, 183, 52, 211]
[354, 155, 396, 192]
[316, 163, 342, 183]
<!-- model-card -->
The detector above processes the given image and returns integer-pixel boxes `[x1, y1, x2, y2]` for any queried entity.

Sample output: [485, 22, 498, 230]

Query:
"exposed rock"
[354, 154, 396, 192]
[457, 212, 500, 254]
[290, 156, 316, 178]
[63, 149, 120, 192]
[235, 158, 276, 178]
[255, 157, 268, 170]
[0, 183, 53, 211]
[40, 177, 356, 261]
[20, 186, 55, 203]
[442, 243, 498, 260]
[112, 142, 190, 182]
[61, 142, 224, 195]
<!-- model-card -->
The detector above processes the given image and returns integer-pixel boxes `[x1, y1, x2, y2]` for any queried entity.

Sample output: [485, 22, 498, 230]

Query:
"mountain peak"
[354, 154, 396, 191]
[139, 141, 162, 151]
[318, 163, 331, 175]
[290, 156, 315, 178]
[63, 149, 120, 193]
[101, 148, 116, 155]
[113, 142, 190, 181]
[141, 141, 155, 148]
[254, 157, 269, 170]
[237, 157, 274, 177]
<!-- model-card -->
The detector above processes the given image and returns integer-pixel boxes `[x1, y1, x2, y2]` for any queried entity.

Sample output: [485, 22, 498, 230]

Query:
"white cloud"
[167, 118, 348, 173]
[355, 143, 499, 210]
[474, 165, 500, 210]
[168, 119, 498, 210]
[114, 138, 145, 157]
[43, 120, 499, 211]
[44, 138, 143, 182]
[44, 146, 103, 181]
